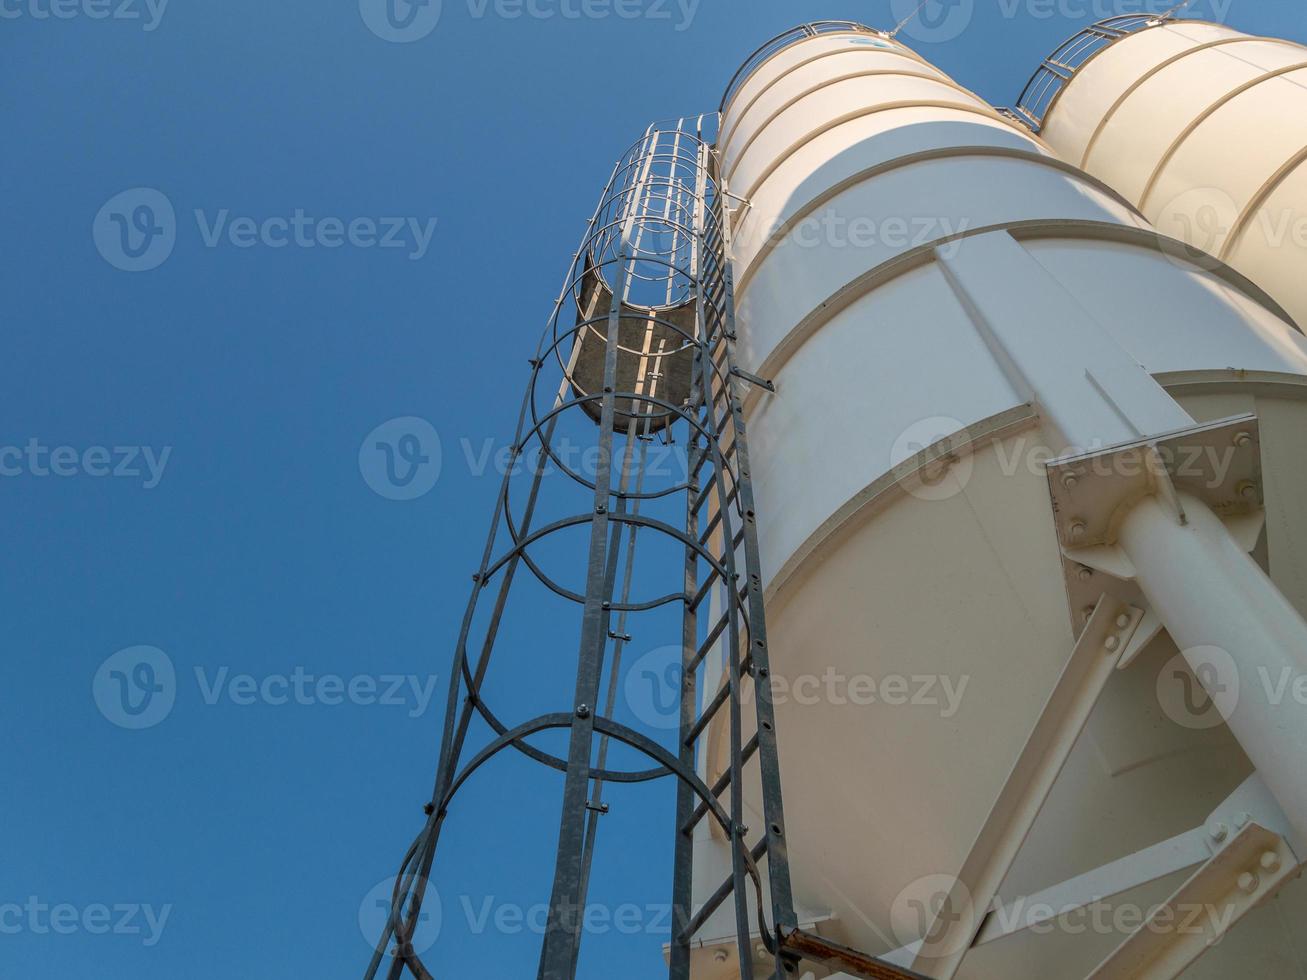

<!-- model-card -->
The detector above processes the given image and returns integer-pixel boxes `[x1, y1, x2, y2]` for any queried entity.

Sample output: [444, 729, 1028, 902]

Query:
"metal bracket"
[1045, 413, 1262, 634]
[970, 772, 1301, 950]
[1088, 821, 1301, 979]
[729, 365, 775, 392]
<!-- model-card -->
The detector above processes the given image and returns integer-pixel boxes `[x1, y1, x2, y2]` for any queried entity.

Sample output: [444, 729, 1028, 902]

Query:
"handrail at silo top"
[720, 21, 879, 114]
[1014, 13, 1179, 131]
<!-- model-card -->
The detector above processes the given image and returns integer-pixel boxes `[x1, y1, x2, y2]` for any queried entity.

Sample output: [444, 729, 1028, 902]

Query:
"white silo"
[1017, 15, 1307, 328]
[694, 21, 1307, 980]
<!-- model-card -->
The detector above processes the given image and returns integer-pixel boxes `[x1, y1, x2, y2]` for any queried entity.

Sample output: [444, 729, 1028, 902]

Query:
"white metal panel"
[743, 262, 1023, 582]
[1018, 238, 1307, 374]
[729, 110, 1041, 279]
[723, 33, 913, 131]
[1040, 22, 1242, 165]
[1039, 21, 1307, 329]
[725, 74, 993, 200]
[734, 154, 1146, 382]
[720, 47, 946, 173]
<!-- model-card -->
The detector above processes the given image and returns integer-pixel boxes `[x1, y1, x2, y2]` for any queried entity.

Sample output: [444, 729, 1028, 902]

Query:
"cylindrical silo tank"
[694, 22, 1307, 980]
[1022, 16, 1307, 328]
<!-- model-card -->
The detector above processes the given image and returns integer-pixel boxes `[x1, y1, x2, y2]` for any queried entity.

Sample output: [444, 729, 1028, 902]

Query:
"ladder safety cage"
[362, 115, 806, 980]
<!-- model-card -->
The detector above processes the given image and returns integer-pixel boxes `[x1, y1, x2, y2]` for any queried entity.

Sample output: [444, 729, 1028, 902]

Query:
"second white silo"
[1021, 16, 1307, 328]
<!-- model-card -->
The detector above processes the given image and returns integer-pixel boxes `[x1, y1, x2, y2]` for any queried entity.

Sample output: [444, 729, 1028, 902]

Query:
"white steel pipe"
[1119, 491, 1307, 846]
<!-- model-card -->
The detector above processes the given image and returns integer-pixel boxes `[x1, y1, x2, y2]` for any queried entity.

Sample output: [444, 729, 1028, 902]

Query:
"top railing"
[1013, 13, 1176, 131]
[720, 20, 879, 113]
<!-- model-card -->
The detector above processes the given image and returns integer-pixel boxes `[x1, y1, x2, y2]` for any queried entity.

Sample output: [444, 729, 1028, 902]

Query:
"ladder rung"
[691, 609, 730, 672]
[681, 733, 760, 835]
[683, 650, 753, 746]
[675, 835, 769, 944]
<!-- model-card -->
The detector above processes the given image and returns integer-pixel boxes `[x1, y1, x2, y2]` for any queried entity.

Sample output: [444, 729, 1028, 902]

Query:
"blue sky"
[4, 0, 1304, 976]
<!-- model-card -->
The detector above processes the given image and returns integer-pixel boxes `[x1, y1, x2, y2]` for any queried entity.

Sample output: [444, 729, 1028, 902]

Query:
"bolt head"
[1069, 520, 1087, 540]
[1105, 635, 1120, 652]
[1260, 850, 1282, 872]
[1234, 431, 1252, 448]
[1116, 613, 1131, 628]
[1062, 472, 1079, 490]
[1077, 566, 1093, 582]
[575, 704, 591, 719]
[1237, 871, 1259, 894]
[1209, 821, 1229, 842]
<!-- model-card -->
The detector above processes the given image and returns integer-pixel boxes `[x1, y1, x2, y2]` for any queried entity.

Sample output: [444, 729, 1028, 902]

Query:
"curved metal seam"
[737, 218, 1300, 420]
[1138, 60, 1307, 213]
[719, 22, 874, 113]
[761, 371, 1307, 610]
[1033, 18, 1231, 131]
[1079, 35, 1267, 169]
[738, 99, 1021, 205]
[734, 145, 1143, 296]
[1220, 142, 1307, 260]
[721, 45, 940, 150]
[1154, 368, 1307, 397]
[721, 28, 908, 120]
[763, 405, 1039, 610]
[724, 68, 953, 180]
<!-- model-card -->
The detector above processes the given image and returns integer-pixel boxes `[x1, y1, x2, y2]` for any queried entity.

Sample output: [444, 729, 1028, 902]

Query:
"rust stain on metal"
[780, 929, 933, 980]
